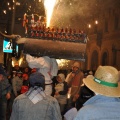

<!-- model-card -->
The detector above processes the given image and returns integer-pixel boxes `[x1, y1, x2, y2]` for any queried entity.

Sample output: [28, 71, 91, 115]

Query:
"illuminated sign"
[3, 38, 18, 53]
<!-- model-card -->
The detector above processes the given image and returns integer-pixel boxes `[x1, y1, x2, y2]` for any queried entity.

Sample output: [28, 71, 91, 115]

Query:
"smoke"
[49, 0, 120, 29]
[50, 0, 96, 29]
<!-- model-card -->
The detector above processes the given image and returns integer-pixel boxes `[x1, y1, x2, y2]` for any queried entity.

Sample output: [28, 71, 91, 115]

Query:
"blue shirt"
[74, 95, 120, 120]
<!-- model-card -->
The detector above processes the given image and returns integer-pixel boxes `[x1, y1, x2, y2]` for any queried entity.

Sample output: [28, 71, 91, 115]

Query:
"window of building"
[104, 20, 108, 32]
[114, 15, 119, 30]
[101, 52, 108, 66]
[91, 50, 98, 71]
[112, 45, 117, 66]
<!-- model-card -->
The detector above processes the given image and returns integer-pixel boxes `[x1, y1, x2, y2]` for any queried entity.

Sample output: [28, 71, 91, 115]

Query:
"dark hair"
[29, 72, 45, 90]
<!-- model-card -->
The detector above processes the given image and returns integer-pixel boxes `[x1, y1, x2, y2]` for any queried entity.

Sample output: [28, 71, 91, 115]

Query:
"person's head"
[0, 64, 7, 81]
[31, 68, 37, 73]
[16, 71, 23, 78]
[14, 64, 19, 70]
[57, 73, 65, 83]
[89, 70, 93, 75]
[72, 62, 80, 73]
[83, 66, 120, 97]
[22, 73, 29, 80]
[29, 72, 45, 90]
[84, 72, 88, 78]
[24, 67, 29, 73]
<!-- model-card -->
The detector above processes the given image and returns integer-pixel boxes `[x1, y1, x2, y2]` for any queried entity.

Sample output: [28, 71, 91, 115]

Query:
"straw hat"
[83, 66, 120, 97]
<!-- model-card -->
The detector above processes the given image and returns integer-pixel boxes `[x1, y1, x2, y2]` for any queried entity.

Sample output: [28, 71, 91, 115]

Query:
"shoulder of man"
[46, 95, 58, 103]
[45, 95, 61, 106]
[74, 105, 93, 120]
[14, 94, 26, 101]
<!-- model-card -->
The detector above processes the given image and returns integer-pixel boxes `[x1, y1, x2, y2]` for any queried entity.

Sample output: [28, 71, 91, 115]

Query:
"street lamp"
[87, 24, 91, 34]
[95, 20, 98, 25]
[94, 20, 98, 34]
[88, 24, 91, 28]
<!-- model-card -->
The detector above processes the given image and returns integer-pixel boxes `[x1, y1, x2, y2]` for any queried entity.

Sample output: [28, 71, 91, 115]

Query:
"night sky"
[0, 0, 120, 30]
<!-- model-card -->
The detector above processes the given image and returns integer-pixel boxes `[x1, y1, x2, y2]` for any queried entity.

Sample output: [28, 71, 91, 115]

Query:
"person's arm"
[10, 99, 19, 120]
[76, 72, 84, 95]
[6, 92, 11, 100]
[73, 72, 84, 102]
[66, 73, 74, 88]
[2, 77, 11, 99]
[59, 82, 68, 95]
[26, 54, 48, 68]
[12, 77, 17, 97]
[52, 98, 62, 120]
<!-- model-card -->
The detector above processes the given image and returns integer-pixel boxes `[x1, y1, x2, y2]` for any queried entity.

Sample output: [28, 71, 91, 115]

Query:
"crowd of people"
[23, 14, 88, 43]
[27, 26, 88, 43]
[0, 55, 120, 120]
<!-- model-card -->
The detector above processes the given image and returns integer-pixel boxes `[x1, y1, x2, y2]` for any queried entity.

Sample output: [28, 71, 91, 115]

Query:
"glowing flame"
[44, 0, 56, 27]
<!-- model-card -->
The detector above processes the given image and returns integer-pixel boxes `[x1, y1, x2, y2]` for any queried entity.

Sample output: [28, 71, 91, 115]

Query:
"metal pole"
[7, 0, 17, 75]
[11, 0, 16, 34]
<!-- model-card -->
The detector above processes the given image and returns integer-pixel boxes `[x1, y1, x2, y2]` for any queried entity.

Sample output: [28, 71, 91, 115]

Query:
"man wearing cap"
[12, 71, 23, 97]
[74, 66, 120, 120]
[10, 72, 62, 120]
[66, 62, 84, 103]
[0, 64, 11, 120]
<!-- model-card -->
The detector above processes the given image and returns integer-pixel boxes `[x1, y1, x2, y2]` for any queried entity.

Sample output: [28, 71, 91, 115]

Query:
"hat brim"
[83, 77, 120, 97]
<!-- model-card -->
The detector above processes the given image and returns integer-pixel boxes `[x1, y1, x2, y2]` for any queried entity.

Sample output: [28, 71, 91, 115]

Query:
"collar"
[83, 95, 120, 106]
[26, 87, 46, 104]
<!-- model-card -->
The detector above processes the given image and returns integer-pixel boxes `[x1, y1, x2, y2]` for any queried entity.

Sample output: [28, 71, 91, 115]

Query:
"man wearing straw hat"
[66, 62, 84, 103]
[74, 66, 120, 120]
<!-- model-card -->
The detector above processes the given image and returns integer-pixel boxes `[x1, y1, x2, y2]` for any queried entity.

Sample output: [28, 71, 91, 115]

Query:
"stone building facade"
[84, 8, 120, 70]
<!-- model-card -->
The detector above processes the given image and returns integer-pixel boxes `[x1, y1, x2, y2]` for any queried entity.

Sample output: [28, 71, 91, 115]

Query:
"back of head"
[83, 66, 120, 97]
[31, 68, 37, 73]
[29, 72, 45, 90]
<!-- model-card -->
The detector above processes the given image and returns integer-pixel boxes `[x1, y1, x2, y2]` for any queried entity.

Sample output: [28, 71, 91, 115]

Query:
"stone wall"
[86, 8, 120, 70]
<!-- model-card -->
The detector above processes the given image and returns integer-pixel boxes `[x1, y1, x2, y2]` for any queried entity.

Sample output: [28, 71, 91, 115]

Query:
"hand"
[71, 73, 75, 77]
[6, 93, 11, 100]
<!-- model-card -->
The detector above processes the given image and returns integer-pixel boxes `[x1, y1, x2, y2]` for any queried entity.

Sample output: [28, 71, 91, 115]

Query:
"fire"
[44, 0, 56, 27]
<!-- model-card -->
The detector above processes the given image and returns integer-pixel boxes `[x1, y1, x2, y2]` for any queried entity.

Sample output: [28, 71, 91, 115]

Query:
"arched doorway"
[101, 52, 108, 66]
[91, 50, 98, 70]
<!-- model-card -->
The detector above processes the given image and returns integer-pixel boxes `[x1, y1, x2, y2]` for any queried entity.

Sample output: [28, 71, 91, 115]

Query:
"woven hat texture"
[83, 66, 120, 97]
